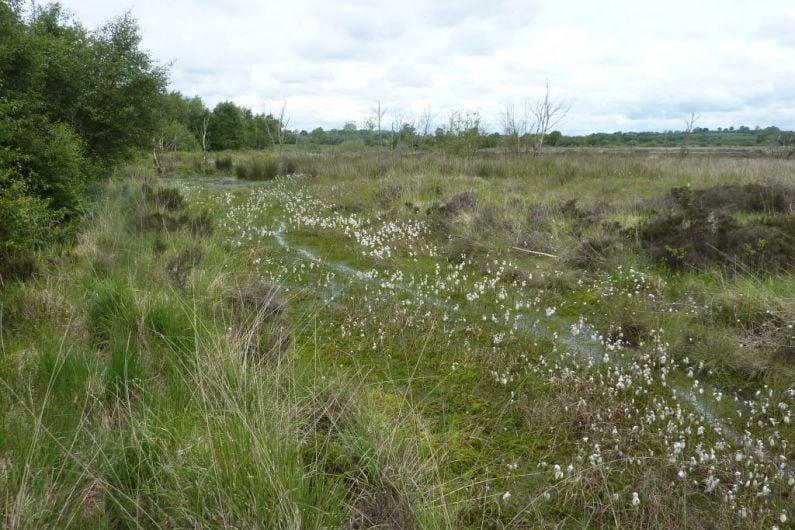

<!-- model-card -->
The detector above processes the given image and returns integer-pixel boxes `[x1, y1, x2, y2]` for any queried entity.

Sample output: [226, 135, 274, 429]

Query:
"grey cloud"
[755, 15, 795, 47]
[444, 21, 503, 56]
[295, 27, 381, 61]
[425, 0, 524, 27]
[270, 63, 335, 85]
[58, 0, 795, 133]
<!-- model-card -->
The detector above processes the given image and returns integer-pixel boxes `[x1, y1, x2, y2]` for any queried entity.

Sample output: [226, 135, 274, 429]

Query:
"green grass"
[1, 152, 793, 528]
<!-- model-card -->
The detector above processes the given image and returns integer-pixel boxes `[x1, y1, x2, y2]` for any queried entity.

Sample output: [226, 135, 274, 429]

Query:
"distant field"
[1, 151, 792, 528]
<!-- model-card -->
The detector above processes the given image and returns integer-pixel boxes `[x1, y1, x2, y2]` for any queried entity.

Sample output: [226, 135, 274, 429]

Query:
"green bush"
[0, 179, 58, 256]
[0, 104, 90, 210]
[0, 178, 62, 280]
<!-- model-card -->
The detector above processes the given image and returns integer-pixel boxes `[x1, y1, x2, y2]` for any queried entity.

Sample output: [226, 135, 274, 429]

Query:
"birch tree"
[529, 82, 569, 156]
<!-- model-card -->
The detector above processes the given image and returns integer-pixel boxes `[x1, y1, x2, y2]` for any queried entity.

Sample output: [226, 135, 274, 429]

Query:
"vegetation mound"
[639, 185, 795, 273]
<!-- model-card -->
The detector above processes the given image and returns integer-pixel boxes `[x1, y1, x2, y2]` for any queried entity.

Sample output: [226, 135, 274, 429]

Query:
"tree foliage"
[204, 100, 284, 151]
[207, 101, 245, 150]
[0, 2, 166, 278]
[79, 12, 168, 161]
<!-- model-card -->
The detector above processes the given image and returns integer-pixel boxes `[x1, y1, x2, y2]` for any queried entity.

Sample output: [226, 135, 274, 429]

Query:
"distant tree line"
[293, 111, 503, 156]
[291, 122, 794, 152]
[561, 126, 794, 148]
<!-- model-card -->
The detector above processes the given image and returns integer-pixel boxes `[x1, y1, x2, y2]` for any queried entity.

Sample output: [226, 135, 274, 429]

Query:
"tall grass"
[0, 174, 457, 528]
[234, 155, 279, 181]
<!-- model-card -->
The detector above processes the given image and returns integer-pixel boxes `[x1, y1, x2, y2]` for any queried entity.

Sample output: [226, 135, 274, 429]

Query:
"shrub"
[143, 184, 186, 211]
[0, 109, 90, 215]
[638, 186, 795, 273]
[473, 160, 507, 179]
[444, 191, 478, 216]
[220, 281, 291, 365]
[670, 184, 794, 215]
[0, 180, 58, 256]
[0, 179, 61, 281]
[566, 233, 623, 269]
[0, 106, 89, 279]
[191, 155, 205, 173]
[375, 185, 403, 205]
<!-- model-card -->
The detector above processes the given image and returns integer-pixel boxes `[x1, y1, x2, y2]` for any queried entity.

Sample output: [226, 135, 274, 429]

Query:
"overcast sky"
[57, 0, 795, 134]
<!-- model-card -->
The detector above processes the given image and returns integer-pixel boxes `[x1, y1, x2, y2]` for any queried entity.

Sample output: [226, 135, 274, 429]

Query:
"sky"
[56, 0, 795, 134]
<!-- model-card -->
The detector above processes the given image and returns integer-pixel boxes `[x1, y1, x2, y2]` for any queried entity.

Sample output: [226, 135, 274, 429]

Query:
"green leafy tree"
[184, 96, 210, 137]
[0, 3, 169, 276]
[208, 101, 244, 150]
[153, 91, 203, 151]
[309, 127, 327, 144]
[76, 12, 168, 161]
[159, 121, 200, 151]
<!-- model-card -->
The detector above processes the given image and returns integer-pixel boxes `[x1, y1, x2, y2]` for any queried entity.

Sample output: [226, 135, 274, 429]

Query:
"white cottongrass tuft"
[631, 492, 640, 507]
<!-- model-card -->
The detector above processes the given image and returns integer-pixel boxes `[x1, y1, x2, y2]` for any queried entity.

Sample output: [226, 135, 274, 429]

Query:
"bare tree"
[680, 112, 699, 159]
[152, 129, 179, 174]
[390, 110, 398, 151]
[152, 136, 164, 174]
[371, 100, 388, 147]
[529, 82, 569, 156]
[198, 114, 209, 173]
[264, 100, 291, 157]
[502, 104, 527, 155]
[418, 107, 434, 138]
[275, 100, 291, 156]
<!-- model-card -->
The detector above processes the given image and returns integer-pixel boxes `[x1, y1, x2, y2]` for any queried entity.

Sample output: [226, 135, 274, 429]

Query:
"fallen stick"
[510, 246, 558, 258]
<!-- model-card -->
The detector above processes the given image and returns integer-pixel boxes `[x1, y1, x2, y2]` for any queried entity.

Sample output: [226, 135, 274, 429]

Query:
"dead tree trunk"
[199, 116, 209, 173]
[680, 112, 698, 159]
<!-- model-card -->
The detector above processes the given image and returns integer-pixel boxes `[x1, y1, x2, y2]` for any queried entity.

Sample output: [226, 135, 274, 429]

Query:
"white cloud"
[58, 0, 795, 133]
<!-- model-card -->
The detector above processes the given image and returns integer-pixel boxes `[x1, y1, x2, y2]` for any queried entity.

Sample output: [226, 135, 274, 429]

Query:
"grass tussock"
[234, 155, 279, 181]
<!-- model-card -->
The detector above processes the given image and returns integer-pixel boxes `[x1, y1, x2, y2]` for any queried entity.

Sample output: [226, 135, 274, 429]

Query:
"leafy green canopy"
[0, 3, 167, 274]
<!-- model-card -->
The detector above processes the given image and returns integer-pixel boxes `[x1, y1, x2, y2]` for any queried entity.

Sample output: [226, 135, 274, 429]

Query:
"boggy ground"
[0, 153, 792, 528]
